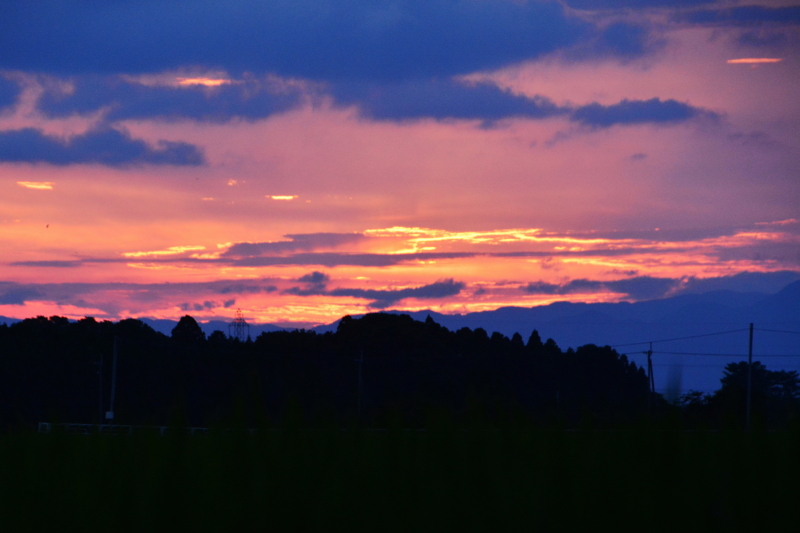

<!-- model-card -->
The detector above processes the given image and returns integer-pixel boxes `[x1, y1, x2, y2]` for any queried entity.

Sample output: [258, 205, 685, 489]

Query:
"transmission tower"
[228, 309, 250, 342]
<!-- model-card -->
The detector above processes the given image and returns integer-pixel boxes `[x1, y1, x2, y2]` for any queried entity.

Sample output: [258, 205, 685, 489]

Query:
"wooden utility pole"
[646, 342, 654, 415]
[106, 336, 119, 421]
[98, 351, 104, 423]
[746, 323, 753, 431]
[357, 351, 364, 421]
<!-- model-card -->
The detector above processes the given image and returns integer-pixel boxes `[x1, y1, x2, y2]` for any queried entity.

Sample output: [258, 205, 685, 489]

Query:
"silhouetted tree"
[527, 329, 543, 352]
[708, 361, 800, 427]
[510, 332, 524, 351]
[171, 315, 205, 344]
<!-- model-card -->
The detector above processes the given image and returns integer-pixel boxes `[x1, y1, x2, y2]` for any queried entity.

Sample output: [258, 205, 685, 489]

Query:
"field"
[1, 424, 798, 532]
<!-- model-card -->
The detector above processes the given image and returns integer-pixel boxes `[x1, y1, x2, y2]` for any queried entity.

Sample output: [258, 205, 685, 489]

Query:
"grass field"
[1, 425, 798, 532]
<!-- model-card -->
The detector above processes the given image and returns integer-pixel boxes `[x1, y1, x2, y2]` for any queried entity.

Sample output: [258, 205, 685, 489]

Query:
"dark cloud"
[572, 98, 717, 127]
[283, 286, 327, 297]
[330, 278, 465, 308]
[215, 283, 269, 295]
[233, 252, 478, 268]
[0, 1, 585, 80]
[523, 281, 563, 294]
[180, 300, 226, 312]
[605, 277, 679, 300]
[523, 271, 800, 301]
[285, 271, 331, 296]
[0, 286, 43, 305]
[712, 241, 800, 266]
[0, 76, 19, 109]
[35, 73, 718, 126]
[0, 127, 204, 166]
[677, 271, 800, 295]
[331, 81, 714, 125]
[224, 233, 366, 257]
[38, 75, 306, 122]
[330, 79, 564, 122]
[681, 6, 800, 26]
[524, 276, 679, 299]
[298, 271, 330, 284]
[11, 260, 83, 268]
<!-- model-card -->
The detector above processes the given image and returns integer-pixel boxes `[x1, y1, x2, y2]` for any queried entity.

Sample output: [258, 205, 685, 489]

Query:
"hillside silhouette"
[1, 312, 797, 430]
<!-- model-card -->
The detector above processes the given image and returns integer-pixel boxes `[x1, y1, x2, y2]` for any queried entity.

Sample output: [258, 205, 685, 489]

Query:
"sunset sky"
[1, 0, 798, 327]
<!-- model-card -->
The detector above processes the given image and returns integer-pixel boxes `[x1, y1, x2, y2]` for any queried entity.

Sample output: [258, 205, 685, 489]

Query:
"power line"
[653, 351, 745, 357]
[756, 327, 800, 335]
[652, 351, 800, 357]
[651, 363, 796, 368]
[611, 327, 749, 348]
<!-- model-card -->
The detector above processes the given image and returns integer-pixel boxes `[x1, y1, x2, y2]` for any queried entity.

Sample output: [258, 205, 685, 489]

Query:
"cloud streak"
[331, 278, 465, 308]
[572, 98, 718, 128]
[38, 74, 307, 122]
[524, 276, 679, 300]
[0, 277, 465, 314]
[330, 79, 564, 122]
[283, 277, 466, 308]
[0, 127, 204, 166]
[224, 233, 367, 257]
[32, 72, 716, 127]
[524, 271, 800, 300]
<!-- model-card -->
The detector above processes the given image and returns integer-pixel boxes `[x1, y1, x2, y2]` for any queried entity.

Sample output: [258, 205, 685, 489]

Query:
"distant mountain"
[0, 316, 20, 326]
[312, 286, 795, 342]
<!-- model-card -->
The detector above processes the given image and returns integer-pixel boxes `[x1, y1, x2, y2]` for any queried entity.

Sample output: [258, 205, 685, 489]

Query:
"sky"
[1, 0, 799, 328]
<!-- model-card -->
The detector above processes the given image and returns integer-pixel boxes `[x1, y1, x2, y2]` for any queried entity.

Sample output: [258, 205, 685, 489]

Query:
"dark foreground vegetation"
[1, 426, 799, 532]
[1, 312, 798, 429]
[3, 313, 799, 530]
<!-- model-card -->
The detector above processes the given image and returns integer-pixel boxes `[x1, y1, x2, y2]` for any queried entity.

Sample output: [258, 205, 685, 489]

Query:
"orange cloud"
[176, 77, 231, 87]
[17, 181, 54, 190]
[726, 58, 782, 64]
[122, 245, 206, 258]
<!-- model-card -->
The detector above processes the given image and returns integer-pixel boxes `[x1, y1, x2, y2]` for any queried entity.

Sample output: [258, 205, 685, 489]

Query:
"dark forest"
[2, 312, 797, 430]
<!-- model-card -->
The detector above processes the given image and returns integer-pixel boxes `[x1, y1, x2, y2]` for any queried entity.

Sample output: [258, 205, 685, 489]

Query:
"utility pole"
[746, 323, 753, 431]
[356, 351, 364, 422]
[98, 350, 104, 423]
[646, 342, 654, 415]
[105, 336, 118, 422]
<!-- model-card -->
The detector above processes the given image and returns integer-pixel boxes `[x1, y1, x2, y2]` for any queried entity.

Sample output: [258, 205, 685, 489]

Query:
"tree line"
[0, 312, 797, 430]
